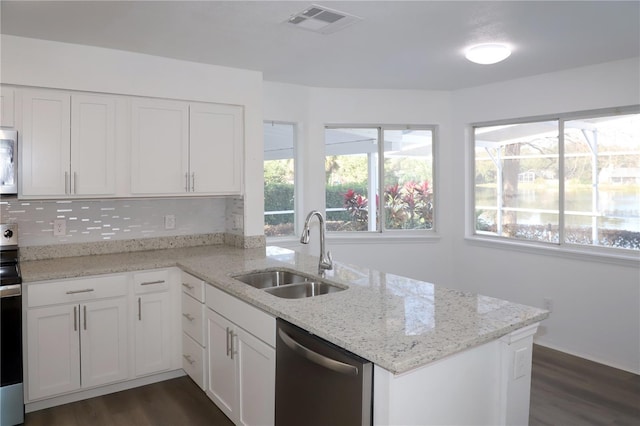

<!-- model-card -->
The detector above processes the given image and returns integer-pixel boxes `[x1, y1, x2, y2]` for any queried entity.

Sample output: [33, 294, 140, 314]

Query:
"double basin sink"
[232, 269, 345, 299]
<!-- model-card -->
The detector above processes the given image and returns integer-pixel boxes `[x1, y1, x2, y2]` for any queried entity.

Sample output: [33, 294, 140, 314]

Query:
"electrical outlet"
[233, 214, 243, 229]
[53, 219, 66, 236]
[543, 297, 553, 313]
[513, 347, 529, 379]
[164, 214, 176, 230]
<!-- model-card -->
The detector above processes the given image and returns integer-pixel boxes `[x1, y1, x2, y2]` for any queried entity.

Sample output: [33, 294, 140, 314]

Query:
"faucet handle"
[325, 250, 333, 270]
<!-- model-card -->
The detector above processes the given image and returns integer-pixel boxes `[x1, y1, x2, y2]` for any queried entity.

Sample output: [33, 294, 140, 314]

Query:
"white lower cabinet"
[181, 272, 207, 390]
[26, 276, 129, 400]
[26, 268, 180, 404]
[206, 286, 276, 426]
[132, 269, 174, 377]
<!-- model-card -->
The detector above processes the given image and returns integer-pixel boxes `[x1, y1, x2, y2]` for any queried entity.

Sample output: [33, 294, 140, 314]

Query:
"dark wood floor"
[530, 345, 640, 426]
[25, 345, 639, 425]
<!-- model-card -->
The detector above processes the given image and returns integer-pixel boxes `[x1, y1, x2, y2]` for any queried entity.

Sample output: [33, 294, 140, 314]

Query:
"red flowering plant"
[384, 180, 433, 229]
[343, 189, 369, 231]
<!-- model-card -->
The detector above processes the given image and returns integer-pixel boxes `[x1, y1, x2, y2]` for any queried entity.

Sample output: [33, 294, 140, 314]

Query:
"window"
[264, 122, 296, 237]
[473, 108, 640, 252]
[325, 126, 435, 233]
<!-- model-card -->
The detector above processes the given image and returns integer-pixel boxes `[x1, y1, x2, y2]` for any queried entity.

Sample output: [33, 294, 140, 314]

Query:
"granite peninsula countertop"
[21, 244, 549, 375]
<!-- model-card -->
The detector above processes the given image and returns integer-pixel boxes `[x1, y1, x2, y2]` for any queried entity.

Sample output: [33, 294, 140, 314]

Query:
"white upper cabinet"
[130, 98, 189, 195]
[131, 98, 243, 196]
[20, 90, 117, 198]
[1, 86, 15, 127]
[189, 103, 243, 195]
[21, 90, 71, 196]
[70, 94, 117, 196]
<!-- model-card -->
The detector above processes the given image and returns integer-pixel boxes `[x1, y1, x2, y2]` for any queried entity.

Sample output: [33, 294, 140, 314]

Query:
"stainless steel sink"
[233, 268, 346, 298]
[232, 269, 311, 289]
[264, 281, 344, 299]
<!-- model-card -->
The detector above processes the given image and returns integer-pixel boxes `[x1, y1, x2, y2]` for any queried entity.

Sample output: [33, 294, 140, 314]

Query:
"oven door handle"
[0, 284, 21, 298]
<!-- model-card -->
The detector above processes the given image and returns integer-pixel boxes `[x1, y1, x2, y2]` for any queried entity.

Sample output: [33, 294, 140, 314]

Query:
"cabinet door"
[0, 86, 14, 127]
[206, 309, 236, 420]
[134, 291, 172, 376]
[27, 304, 80, 400]
[21, 90, 71, 196]
[70, 94, 116, 196]
[131, 98, 189, 195]
[236, 327, 275, 426]
[80, 298, 128, 388]
[189, 103, 243, 194]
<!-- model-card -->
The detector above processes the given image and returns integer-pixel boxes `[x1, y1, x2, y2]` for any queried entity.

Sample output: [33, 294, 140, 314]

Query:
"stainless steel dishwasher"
[275, 319, 373, 426]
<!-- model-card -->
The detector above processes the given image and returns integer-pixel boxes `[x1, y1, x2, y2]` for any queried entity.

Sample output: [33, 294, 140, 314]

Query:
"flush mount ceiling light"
[465, 43, 512, 65]
[285, 4, 362, 34]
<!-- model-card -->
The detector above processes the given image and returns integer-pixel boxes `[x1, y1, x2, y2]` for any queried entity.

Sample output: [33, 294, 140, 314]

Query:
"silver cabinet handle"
[191, 172, 195, 192]
[73, 306, 78, 331]
[183, 354, 195, 365]
[182, 313, 195, 322]
[140, 280, 165, 286]
[138, 297, 142, 321]
[182, 283, 194, 290]
[73, 172, 78, 194]
[229, 330, 236, 360]
[83, 305, 87, 330]
[226, 327, 231, 357]
[65, 171, 69, 194]
[66, 288, 95, 295]
[185, 172, 190, 192]
[277, 328, 358, 376]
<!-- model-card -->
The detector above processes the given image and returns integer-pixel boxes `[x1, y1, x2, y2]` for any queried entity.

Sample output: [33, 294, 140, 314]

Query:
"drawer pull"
[83, 305, 87, 330]
[66, 288, 95, 295]
[182, 313, 195, 322]
[140, 280, 165, 286]
[138, 297, 142, 321]
[183, 354, 195, 365]
[182, 283, 195, 290]
[73, 306, 78, 331]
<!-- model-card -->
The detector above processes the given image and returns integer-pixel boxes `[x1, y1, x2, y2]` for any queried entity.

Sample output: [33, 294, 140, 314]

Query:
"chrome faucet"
[300, 210, 333, 275]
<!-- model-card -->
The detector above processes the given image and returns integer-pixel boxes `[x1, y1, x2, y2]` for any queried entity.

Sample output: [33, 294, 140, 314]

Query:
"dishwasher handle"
[278, 328, 358, 376]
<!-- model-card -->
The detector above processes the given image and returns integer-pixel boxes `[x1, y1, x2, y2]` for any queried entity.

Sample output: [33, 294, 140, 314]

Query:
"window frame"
[468, 105, 640, 264]
[263, 120, 299, 239]
[324, 123, 438, 236]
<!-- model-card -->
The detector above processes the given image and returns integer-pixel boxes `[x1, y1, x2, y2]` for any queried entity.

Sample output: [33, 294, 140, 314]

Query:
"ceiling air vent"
[285, 4, 362, 34]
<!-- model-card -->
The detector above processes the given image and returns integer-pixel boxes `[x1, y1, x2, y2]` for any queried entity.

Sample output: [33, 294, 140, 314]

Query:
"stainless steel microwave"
[0, 129, 18, 195]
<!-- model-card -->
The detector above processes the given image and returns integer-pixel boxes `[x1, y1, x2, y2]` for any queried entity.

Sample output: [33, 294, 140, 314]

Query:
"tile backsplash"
[0, 197, 231, 247]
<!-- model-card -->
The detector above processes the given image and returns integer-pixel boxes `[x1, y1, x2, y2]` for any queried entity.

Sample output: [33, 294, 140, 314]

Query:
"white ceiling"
[1, 1, 638, 91]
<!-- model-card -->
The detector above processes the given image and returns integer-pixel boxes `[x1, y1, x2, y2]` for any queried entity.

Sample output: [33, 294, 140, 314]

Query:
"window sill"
[466, 235, 640, 267]
[267, 232, 441, 246]
[327, 232, 441, 245]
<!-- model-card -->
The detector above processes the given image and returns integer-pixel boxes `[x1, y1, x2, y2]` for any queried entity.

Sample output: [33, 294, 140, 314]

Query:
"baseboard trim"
[25, 369, 186, 413]
[534, 341, 639, 375]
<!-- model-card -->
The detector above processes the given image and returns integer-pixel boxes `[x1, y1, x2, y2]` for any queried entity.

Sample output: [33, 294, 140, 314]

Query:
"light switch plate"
[164, 215, 176, 230]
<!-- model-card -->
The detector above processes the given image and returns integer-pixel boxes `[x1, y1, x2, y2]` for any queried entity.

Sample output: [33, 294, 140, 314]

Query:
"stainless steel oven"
[0, 129, 18, 196]
[0, 224, 23, 426]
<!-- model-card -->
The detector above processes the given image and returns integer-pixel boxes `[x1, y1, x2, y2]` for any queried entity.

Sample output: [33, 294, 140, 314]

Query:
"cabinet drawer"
[133, 269, 170, 294]
[206, 284, 275, 347]
[28, 274, 127, 308]
[182, 332, 206, 391]
[182, 292, 205, 345]
[181, 272, 205, 302]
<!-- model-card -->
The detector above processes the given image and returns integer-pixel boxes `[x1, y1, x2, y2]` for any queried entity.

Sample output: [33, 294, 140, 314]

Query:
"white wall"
[264, 58, 640, 373]
[450, 58, 640, 373]
[0, 35, 265, 238]
[263, 82, 455, 285]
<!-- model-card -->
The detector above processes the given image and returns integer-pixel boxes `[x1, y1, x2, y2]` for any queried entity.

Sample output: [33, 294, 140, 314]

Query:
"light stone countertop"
[21, 244, 549, 375]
